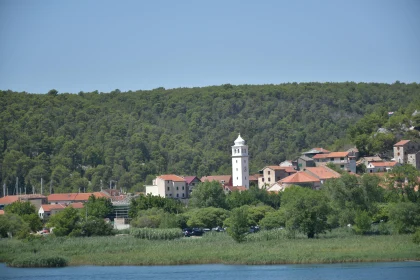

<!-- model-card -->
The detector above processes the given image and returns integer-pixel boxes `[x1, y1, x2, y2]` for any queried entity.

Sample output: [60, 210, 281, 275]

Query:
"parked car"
[183, 228, 204, 237]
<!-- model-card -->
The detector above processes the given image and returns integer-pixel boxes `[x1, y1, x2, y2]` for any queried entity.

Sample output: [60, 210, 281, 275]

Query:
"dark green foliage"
[189, 181, 227, 209]
[225, 207, 249, 243]
[225, 186, 281, 209]
[8, 255, 68, 268]
[353, 211, 372, 234]
[0, 214, 30, 238]
[130, 208, 182, 228]
[84, 195, 113, 219]
[259, 210, 284, 230]
[386, 164, 420, 203]
[186, 207, 229, 228]
[4, 201, 42, 232]
[4, 201, 36, 216]
[413, 228, 420, 245]
[129, 194, 184, 218]
[47, 207, 81, 236]
[1, 83, 419, 195]
[80, 217, 114, 237]
[280, 187, 331, 238]
[388, 202, 420, 234]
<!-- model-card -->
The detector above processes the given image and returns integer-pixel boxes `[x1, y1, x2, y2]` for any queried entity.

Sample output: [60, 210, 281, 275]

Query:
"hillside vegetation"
[1, 82, 420, 194]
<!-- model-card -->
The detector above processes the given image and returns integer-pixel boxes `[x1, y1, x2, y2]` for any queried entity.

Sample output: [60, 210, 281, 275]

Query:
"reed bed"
[8, 254, 68, 268]
[130, 228, 183, 240]
[0, 229, 418, 266]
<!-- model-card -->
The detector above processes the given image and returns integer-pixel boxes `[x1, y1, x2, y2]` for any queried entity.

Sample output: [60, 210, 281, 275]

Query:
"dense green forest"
[1, 82, 420, 195]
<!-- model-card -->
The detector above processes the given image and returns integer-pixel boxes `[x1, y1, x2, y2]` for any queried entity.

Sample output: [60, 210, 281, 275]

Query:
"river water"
[0, 262, 419, 280]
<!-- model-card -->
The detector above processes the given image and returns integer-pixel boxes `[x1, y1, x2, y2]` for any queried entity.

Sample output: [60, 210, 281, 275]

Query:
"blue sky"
[0, 0, 419, 93]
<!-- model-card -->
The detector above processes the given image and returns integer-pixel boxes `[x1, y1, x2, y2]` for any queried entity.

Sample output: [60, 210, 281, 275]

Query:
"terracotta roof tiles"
[280, 172, 320, 184]
[158, 174, 186, 182]
[394, 140, 410, 146]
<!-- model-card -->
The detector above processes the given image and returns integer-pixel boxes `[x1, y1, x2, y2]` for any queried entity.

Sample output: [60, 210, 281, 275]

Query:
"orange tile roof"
[264, 166, 297, 172]
[0, 209, 4, 215]
[158, 174, 186, 182]
[280, 172, 320, 184]
[394, 140, 410, 146]
[328, 152, 349, 158]
[266, 165, 288, 170]
[313, 153, 330, 159]
[41, 204, 66, 212]
[304, 166, 341, 180]
[284, 167, 297, 173]
[0, 196, 20, 205]
[69, 202, 84, 209]
[48, 192, 106, 203]
[369, 161, 398, 167]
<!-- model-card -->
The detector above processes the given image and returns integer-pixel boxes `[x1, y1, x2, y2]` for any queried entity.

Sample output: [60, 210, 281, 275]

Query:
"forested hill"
[1, 82, 420, 194]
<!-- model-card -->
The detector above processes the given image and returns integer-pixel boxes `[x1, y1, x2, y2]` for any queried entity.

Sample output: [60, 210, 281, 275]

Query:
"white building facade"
[231, 134, 249, 188]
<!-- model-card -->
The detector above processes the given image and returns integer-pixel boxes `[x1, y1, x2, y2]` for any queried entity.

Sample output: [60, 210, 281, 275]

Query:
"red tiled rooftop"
[304, 166, 341, 180]
[158, 174, 186, 182]
[328, 152, 350, 158]
[0, 196, 20, 205]
[48, 192, 107, 202]
[41, 204, 66, 212]
[394, 140, 410, 146]
[369, 161, 398, 167]
[313, 153, 330, 159]
[69, 202, 84, 209]
[280, 172, 320, 184]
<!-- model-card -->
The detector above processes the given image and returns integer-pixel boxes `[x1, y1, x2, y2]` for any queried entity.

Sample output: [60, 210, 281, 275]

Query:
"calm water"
[0, 262, 419, 280]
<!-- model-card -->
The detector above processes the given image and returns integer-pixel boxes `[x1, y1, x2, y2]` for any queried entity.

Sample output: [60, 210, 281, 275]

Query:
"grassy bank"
[0, 231, 419, 266]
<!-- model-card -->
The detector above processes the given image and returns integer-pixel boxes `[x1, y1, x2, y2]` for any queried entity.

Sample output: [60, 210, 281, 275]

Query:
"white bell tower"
[232, 134, 249, 188]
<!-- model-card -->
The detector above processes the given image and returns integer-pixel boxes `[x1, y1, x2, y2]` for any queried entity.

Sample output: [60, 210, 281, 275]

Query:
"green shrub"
[8, 255, 68, 267]
[413, 228, 420, 245]
[130, 228, 183, 240]
[353, 211, 371, 235]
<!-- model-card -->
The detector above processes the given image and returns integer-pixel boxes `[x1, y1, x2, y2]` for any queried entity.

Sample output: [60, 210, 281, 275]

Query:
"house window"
[177, 194, 179, 198]
[176, 186, 179, 190]
[268, 178, 271, 182]
[262, 178, 265, 182]
[340, 157, 344, 160]
[236, 160, 237, 163]
[237, 177, 238, 180]
[341, 165, 344, 168]
[330, 158, 334, 161]
[182, 193, 184, 197]
[167, 187, 169, 191]
[268, 171, 271, 175]
[182, 186, 184, 190]
[170, 194, 172, 197]
[236, 168, 238, 171]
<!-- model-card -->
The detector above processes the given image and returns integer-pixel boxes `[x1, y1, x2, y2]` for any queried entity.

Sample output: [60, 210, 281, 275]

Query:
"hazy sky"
[0, 0, 419, 93]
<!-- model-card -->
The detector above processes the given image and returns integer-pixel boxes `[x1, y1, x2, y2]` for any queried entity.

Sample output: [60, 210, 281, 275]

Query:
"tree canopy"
[1, 83, 419, 195]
